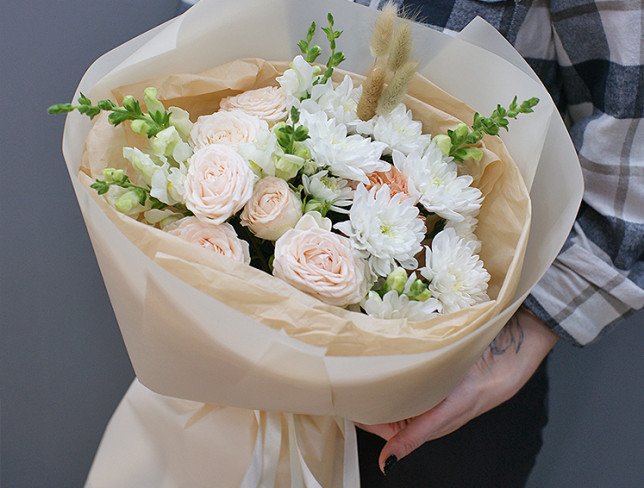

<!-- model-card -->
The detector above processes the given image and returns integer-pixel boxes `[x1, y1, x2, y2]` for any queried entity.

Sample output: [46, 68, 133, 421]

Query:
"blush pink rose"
[167, 217, 250, 264]
[240, 176, 302, 241]
[190, 110, 268, 150]
[219, 86, 288, 126]
[184, 144, 255, 225]
[273, 213, 370, 307]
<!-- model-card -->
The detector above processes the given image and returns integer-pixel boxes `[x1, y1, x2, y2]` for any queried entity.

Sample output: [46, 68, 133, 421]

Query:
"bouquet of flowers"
[52, 9, 539, 324]
[52, 0, 583, 486]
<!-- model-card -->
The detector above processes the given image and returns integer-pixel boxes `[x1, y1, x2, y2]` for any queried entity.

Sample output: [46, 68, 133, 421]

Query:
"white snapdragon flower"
[335, 184, 426, 277]
[393, 144, 483, 222]
[302, 170, 354, 213]
[149, 126, 193, 163]
[299, 109, 388, 183]
[357, 104, 431, 155]
[122, 147, 185, 205]
[238, 126, 279, 177]
[420, 228, 490, 314]
[150, 163, 186, 206]
[276, 55, 318, 102]
[361, 290, 441, 321]
[307, 75, 362, 131]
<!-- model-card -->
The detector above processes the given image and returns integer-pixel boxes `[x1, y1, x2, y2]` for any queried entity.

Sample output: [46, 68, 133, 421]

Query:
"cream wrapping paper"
[62, 1, 584, 486]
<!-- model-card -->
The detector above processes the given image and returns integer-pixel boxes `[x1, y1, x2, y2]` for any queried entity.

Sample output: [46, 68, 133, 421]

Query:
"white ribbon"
[240, 413, 360, 488]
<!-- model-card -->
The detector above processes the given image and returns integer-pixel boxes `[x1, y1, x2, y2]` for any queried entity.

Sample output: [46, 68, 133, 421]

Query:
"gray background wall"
[1, 1, 642, 487]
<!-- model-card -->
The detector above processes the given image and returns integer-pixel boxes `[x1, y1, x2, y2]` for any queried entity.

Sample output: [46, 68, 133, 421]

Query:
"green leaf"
[290, 106, 300, 124]
[90, 180, 110, 195]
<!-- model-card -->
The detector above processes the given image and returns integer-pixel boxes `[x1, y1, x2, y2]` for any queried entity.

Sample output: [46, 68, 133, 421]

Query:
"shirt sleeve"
[522, 0, 644, 345]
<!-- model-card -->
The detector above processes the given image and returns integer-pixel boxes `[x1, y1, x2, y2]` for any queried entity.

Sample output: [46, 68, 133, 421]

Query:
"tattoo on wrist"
[489, 314, 525, 355]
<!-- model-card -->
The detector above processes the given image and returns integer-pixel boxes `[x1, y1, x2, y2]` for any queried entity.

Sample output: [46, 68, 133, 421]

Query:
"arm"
[522, 0, 644, 345]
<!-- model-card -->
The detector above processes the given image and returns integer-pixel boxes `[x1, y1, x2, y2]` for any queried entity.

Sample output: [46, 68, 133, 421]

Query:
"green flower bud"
[143, 87, 166, 115]
[130, 119, 150, 135]
[406, 279, 433, 302]
[102, 168, 127, 184]
[381, 267, 407, 295]
[275, 154, 305, 181]
[454, 122, 469, 139]
[293, 142, 311, 160]
[433, 134, 452, 156]
[122, 96, 138, 112]
[303, 198, 331, 216]
[462, 147, 483, 162]
[301, 159, 319, 176]
[115, 190, 142, 215]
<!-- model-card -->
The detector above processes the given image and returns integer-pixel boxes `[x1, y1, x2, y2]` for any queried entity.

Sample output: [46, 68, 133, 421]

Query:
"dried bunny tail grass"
[387, 21, 412, 73]
[376, 60, 418, 115]
[357, 64, 386, 121]
[370, 1, 398, 58]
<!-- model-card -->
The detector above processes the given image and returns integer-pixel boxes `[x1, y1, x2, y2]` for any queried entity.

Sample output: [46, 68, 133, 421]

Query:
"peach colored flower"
[240, 176, 302, 241]
[167, 216, 250, 264]
[219, 86, 288, 126]
[190, 110, 268, 150]
[364, 165, 414, 200]
[184, 144, 255, 225]
[273, 213, 370, 307]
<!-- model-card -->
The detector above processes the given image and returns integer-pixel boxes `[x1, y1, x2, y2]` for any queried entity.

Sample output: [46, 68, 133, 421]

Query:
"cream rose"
[273, 212, 370, 307]
[240, 176, 302, 241]
[167, 217, 250, 264]
[184, 144, 255, 224]
[190, 110, 268, 150]
[220, 86, 288, 126]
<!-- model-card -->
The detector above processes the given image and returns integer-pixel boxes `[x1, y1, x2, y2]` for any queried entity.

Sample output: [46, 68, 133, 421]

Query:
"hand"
[357, 307, 559, 473]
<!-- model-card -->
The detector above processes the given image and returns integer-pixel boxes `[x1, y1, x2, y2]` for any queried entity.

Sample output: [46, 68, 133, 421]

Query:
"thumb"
[377, 412, 442, 474]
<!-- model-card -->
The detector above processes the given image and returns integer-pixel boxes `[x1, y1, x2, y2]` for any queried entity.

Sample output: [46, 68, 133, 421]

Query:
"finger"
[355, 420, 407, 441]
[377, 400, 472, 473]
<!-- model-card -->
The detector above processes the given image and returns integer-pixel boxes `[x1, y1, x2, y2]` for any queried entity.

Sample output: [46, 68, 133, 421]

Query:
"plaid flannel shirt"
[181, 0, 644, 345]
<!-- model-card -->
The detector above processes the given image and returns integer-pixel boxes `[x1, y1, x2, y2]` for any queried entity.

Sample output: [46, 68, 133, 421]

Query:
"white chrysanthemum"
[444, 213, 481, 253]
[393, 144, 483, 222]
[335, 184, 426, 277]
[302, 170, 354, 212]
[306, 75, 362, 131]
[357, 104, 431, 155]
[299, 109, 388, 183]
[361, 290, 441, 321]
[420, 228, 490, 314]
[276, 55, 318, 102]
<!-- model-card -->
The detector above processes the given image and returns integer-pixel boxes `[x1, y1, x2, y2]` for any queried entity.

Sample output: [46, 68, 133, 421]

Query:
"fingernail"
[384, 455, 397, 475]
